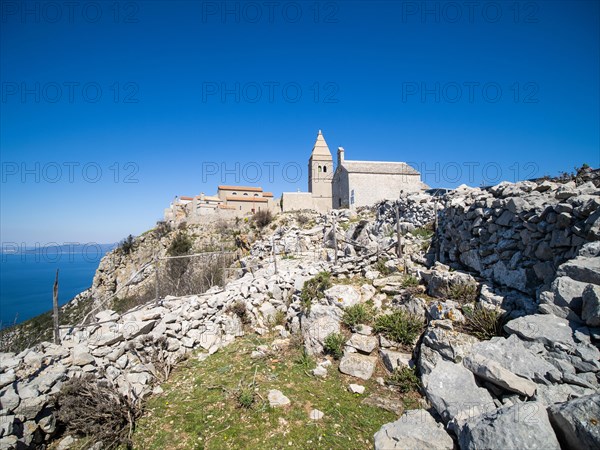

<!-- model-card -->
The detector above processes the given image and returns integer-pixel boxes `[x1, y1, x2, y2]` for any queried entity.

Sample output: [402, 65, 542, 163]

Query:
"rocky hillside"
[1, 172, 599, 449]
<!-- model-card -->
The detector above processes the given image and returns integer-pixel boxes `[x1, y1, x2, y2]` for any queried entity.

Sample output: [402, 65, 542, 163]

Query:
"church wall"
[346, 172, 423, 208]
[281, 192, 316, 212]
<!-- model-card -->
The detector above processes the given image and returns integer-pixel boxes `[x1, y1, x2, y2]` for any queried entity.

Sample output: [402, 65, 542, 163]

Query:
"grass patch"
[461, 305, 505, 340]
[132, 334, 397, 450]
[447, 282, 479, 304]
[386, 367, 420, 393]
[401, 275, 420, 288]
[410, 226, 434, 240]
[323, 332, 346, 359]
[374, 258, 393, 276]
[300, 272, 332, 313]
[373, 311, 424, 347]
[342, 304, 374, 329]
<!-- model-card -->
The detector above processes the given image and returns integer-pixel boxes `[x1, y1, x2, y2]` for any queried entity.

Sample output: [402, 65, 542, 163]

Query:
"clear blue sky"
[1, 0, 599, 244]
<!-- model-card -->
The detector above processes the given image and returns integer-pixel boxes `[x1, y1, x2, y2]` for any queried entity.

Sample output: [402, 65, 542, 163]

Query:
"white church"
[282, 131, 428, 212]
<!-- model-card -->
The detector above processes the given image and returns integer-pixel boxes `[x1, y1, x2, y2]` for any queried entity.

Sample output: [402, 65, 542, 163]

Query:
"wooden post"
[154, 256, 159, 305]
[396, 201, 402, 258]
[332, 216, 338, 265]
[272, 235, 278, 274]
[53, 269, 60, 344]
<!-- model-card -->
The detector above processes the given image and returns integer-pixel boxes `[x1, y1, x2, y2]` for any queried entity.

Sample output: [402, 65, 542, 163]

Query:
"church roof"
[341, 160, 420, 175]
[310, 130, 332, 159]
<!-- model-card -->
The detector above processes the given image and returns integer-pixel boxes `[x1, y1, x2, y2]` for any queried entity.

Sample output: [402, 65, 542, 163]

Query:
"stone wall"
[437, 180, 600, 294]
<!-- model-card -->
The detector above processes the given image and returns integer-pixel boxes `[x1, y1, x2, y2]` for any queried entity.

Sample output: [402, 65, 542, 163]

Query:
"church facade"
[282, 131, 427, 212]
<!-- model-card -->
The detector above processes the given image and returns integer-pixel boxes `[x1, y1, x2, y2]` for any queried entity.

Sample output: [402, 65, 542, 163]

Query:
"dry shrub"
[253, 210, 273, 228]
[55, 374, 141, 449]
[128, 335, 176, 382]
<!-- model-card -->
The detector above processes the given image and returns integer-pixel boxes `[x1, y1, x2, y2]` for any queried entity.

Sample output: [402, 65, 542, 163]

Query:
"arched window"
[323, 166, 327, 173]
[232, 192, 237, 195]
[318, 165, 322, 173]
[254, 193, 259, 196]
[243, 193, 248, 196]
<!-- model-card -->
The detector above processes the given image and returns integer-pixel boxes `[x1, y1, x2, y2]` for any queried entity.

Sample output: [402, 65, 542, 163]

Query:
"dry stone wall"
[434, 180, 600, 295]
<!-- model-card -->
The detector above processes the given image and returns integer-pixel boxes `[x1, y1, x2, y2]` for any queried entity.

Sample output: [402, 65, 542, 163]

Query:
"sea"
[0, 244, 115, 326]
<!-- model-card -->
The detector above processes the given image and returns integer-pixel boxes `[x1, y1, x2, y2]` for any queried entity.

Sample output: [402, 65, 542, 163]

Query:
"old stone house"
[164, 185, 276, 225]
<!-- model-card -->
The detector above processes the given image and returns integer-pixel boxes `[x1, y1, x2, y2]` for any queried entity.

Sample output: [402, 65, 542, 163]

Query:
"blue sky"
[1, 0, 599, 244]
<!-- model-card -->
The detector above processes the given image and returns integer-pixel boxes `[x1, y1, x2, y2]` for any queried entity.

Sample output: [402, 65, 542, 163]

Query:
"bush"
[462, 305, 505, 340]
[269, 310, 287, 327]
[119, 234, 136, 255]
[323, 332, 346, 359]
[374, 310, 424, 346]
[386, 366, 420, 393]
[153, 221, 171, 239]
[374, 258, 393, 276]
[229, 301, 251, 325]
[253, 210, 273, 228]
[300, 272, 332, 313]
[236, 387, 255, 409]
[401, 275, 420, 288]
[447, 282, 479, 303]
[342, 303, 374, 329]
[297, 214, 309, 226]
[294, 347, 315, 371]
[168, 232, 193, 256]
[55, 374, 141, 449]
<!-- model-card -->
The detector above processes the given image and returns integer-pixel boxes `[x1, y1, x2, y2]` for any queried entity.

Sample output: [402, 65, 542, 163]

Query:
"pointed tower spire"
[311, 130, 332, 158]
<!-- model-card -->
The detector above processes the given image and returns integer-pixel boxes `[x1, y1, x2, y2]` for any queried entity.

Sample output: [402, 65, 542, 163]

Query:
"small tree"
[119, 234, 136, 255]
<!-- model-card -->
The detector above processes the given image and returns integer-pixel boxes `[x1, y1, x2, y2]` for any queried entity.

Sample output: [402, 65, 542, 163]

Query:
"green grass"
[300, 272, 332, 313]
[133, 334, 399, 450]
[342, 304, 374, 329]
[323, 332, 346, 359]
[373, 311, 424, 347]
[386, 367, 420, 393]
[461, 305, 505, 340]
[410, 226, 434, 240]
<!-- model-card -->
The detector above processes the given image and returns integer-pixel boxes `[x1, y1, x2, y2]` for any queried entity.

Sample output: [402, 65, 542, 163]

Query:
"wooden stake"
[396, 201, 402, 258]
[272, 235, 278, 274]
[53, 269, 60, 344]
[332, 216, 338, 265]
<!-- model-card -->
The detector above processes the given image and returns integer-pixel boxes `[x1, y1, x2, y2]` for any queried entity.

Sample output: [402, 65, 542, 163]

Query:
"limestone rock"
[309, 409, 324, 420]
[470, 335, 561, 384]
[324, 285, 361, 309]
[339, 354, 377, 380]
[346, 333, 377, 354]
[582, 284, 600, 327]
[463, 354, 537, 397]
[380, 349, 412, 372]
[422, 360, 495, 424]
[548, 394, 600, 450]
[71, 346, 95, 366]
[348, 383, 365, 394]
[301, 304, 342, 355]
[374, 409, 454, 450]
[268, 389, 290, 407]
[457, 402, 560, 450]
[504, 314, 576, 350]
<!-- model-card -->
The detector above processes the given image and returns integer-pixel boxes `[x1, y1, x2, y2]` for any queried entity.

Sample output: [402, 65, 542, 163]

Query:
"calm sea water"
[0, 249, 111, 326]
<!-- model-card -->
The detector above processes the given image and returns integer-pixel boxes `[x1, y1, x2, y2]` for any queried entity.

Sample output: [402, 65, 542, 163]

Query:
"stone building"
[332, 147, 426, 208]
[282, 130, 427, 211]
[164, 185, 276, 225]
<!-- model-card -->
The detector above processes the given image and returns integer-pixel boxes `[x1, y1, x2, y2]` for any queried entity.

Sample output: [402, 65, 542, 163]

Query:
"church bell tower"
[308, 130, 333, 210]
